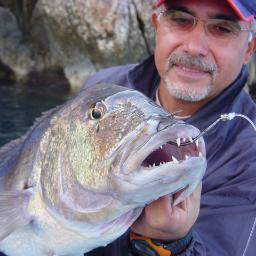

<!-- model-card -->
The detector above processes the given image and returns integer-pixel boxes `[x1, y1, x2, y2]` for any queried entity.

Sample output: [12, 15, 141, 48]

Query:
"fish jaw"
[109, 120, 206, 206]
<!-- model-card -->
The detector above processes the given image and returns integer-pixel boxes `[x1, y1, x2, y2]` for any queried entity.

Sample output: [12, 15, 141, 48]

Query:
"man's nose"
[182, 22, 210, 56]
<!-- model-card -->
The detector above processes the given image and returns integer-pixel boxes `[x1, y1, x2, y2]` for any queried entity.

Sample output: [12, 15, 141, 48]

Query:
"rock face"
[0, 0, 155, 91]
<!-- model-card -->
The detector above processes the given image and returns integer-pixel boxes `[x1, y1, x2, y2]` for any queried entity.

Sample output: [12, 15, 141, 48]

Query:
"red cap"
[156, 0, 255, 21]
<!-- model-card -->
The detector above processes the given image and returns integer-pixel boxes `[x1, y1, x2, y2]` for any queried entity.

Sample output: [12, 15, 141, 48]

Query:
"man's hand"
[131, 182, 202, 240]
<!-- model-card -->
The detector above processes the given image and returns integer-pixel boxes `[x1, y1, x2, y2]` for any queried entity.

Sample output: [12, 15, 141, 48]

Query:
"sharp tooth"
[195, 140, 199, 148]
[185, 155, 189, 160]
[153, 163, 156, 167]
[176, 138, 181, 147]
[199, 152, 203, 157]
[189, 137, 193, 143]
[182, 138, 186, 142]
[172, 156, 179, 163]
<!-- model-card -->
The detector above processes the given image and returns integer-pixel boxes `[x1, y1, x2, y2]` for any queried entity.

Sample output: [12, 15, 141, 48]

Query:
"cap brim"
[227, 0, 254, 21]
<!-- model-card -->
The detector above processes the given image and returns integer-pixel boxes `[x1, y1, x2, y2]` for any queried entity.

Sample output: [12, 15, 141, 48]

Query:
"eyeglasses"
[158, 10, 254, 41]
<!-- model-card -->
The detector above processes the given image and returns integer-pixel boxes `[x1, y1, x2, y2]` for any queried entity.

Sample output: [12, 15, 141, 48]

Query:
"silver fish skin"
[0, 83, 206, 256]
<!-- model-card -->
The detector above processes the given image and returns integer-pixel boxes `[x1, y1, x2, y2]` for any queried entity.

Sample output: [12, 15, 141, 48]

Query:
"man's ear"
[244, 36, 256, 64]
[151, 12, 159, 30]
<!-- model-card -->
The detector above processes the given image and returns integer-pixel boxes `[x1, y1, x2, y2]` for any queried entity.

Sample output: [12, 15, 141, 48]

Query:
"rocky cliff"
[0, 0, 155, 91]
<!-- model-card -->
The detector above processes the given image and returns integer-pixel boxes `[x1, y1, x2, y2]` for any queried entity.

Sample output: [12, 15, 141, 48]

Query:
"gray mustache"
[167, 54, 217, 76]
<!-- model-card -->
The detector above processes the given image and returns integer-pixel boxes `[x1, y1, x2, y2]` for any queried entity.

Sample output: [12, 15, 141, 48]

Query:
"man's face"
[152, 0, 255, 103]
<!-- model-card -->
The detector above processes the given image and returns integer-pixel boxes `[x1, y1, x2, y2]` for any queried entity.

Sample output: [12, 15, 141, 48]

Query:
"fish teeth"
[189, 137, 193, 143]
[185, 155, 189, 160]
[172, 156, 179, 163]
[176, 138, 181, 147]
[195, 140, 199, 148]
[199, 152, 203, 157]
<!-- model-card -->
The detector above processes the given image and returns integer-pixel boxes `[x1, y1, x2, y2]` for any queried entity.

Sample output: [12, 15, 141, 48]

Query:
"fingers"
[131, 182, 202, 240]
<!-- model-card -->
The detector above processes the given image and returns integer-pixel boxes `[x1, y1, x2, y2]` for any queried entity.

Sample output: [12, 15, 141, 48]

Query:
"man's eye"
[212, 25, 233, 34]
[208, 20, 240, 36]
[163, 11, 195, 28]
[172, 17, 192, 25]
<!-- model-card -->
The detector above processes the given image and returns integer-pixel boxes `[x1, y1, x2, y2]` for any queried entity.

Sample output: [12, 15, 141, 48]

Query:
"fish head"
[39, 83, 206, 241]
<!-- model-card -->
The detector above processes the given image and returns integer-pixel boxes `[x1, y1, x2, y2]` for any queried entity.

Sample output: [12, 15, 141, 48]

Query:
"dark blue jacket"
[82, 56, 256, 256]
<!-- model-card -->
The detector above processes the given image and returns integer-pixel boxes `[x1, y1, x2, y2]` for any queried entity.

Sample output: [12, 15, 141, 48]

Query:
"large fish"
[0, 83, 206, 256]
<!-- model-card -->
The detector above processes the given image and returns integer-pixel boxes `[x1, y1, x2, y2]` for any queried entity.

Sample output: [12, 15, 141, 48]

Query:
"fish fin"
[0, 189, 33, 240]
[0, 138, 24, 177]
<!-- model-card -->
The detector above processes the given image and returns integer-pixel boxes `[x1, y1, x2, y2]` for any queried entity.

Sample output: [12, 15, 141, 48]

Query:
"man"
[83, 0, 256, 255]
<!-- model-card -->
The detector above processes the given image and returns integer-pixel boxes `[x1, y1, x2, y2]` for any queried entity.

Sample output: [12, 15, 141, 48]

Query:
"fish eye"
[89, 107, 104, 120]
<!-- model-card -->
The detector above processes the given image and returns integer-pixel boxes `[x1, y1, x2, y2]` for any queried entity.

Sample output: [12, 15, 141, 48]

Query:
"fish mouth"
[112, 121, 206, 205]
[141, 137, 203, 169]
[123, 121, 205, 173]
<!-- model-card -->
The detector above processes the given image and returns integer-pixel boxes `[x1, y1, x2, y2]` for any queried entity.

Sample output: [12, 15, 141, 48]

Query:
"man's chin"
[165, 80, 212, 102]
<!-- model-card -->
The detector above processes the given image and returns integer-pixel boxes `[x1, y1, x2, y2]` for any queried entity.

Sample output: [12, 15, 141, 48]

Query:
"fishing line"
[226, 114, 256, 256]
[200, 112, 256, 134]
[169, 112, 256, 146]
[242, 216, 256, 256]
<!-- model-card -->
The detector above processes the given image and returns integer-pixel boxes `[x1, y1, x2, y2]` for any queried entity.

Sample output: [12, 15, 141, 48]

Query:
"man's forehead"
[163, 0, 239, 20]
[157, 0, 255, 21]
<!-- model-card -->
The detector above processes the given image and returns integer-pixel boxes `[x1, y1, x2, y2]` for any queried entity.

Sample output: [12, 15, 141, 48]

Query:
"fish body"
[0, 83, 206, 256]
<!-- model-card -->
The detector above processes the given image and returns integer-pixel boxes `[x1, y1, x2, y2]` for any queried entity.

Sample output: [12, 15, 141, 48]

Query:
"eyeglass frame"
[156, 8, 255, 41]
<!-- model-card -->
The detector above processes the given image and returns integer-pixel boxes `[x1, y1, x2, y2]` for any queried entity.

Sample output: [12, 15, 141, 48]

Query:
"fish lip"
[120, 122, 206, 175]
